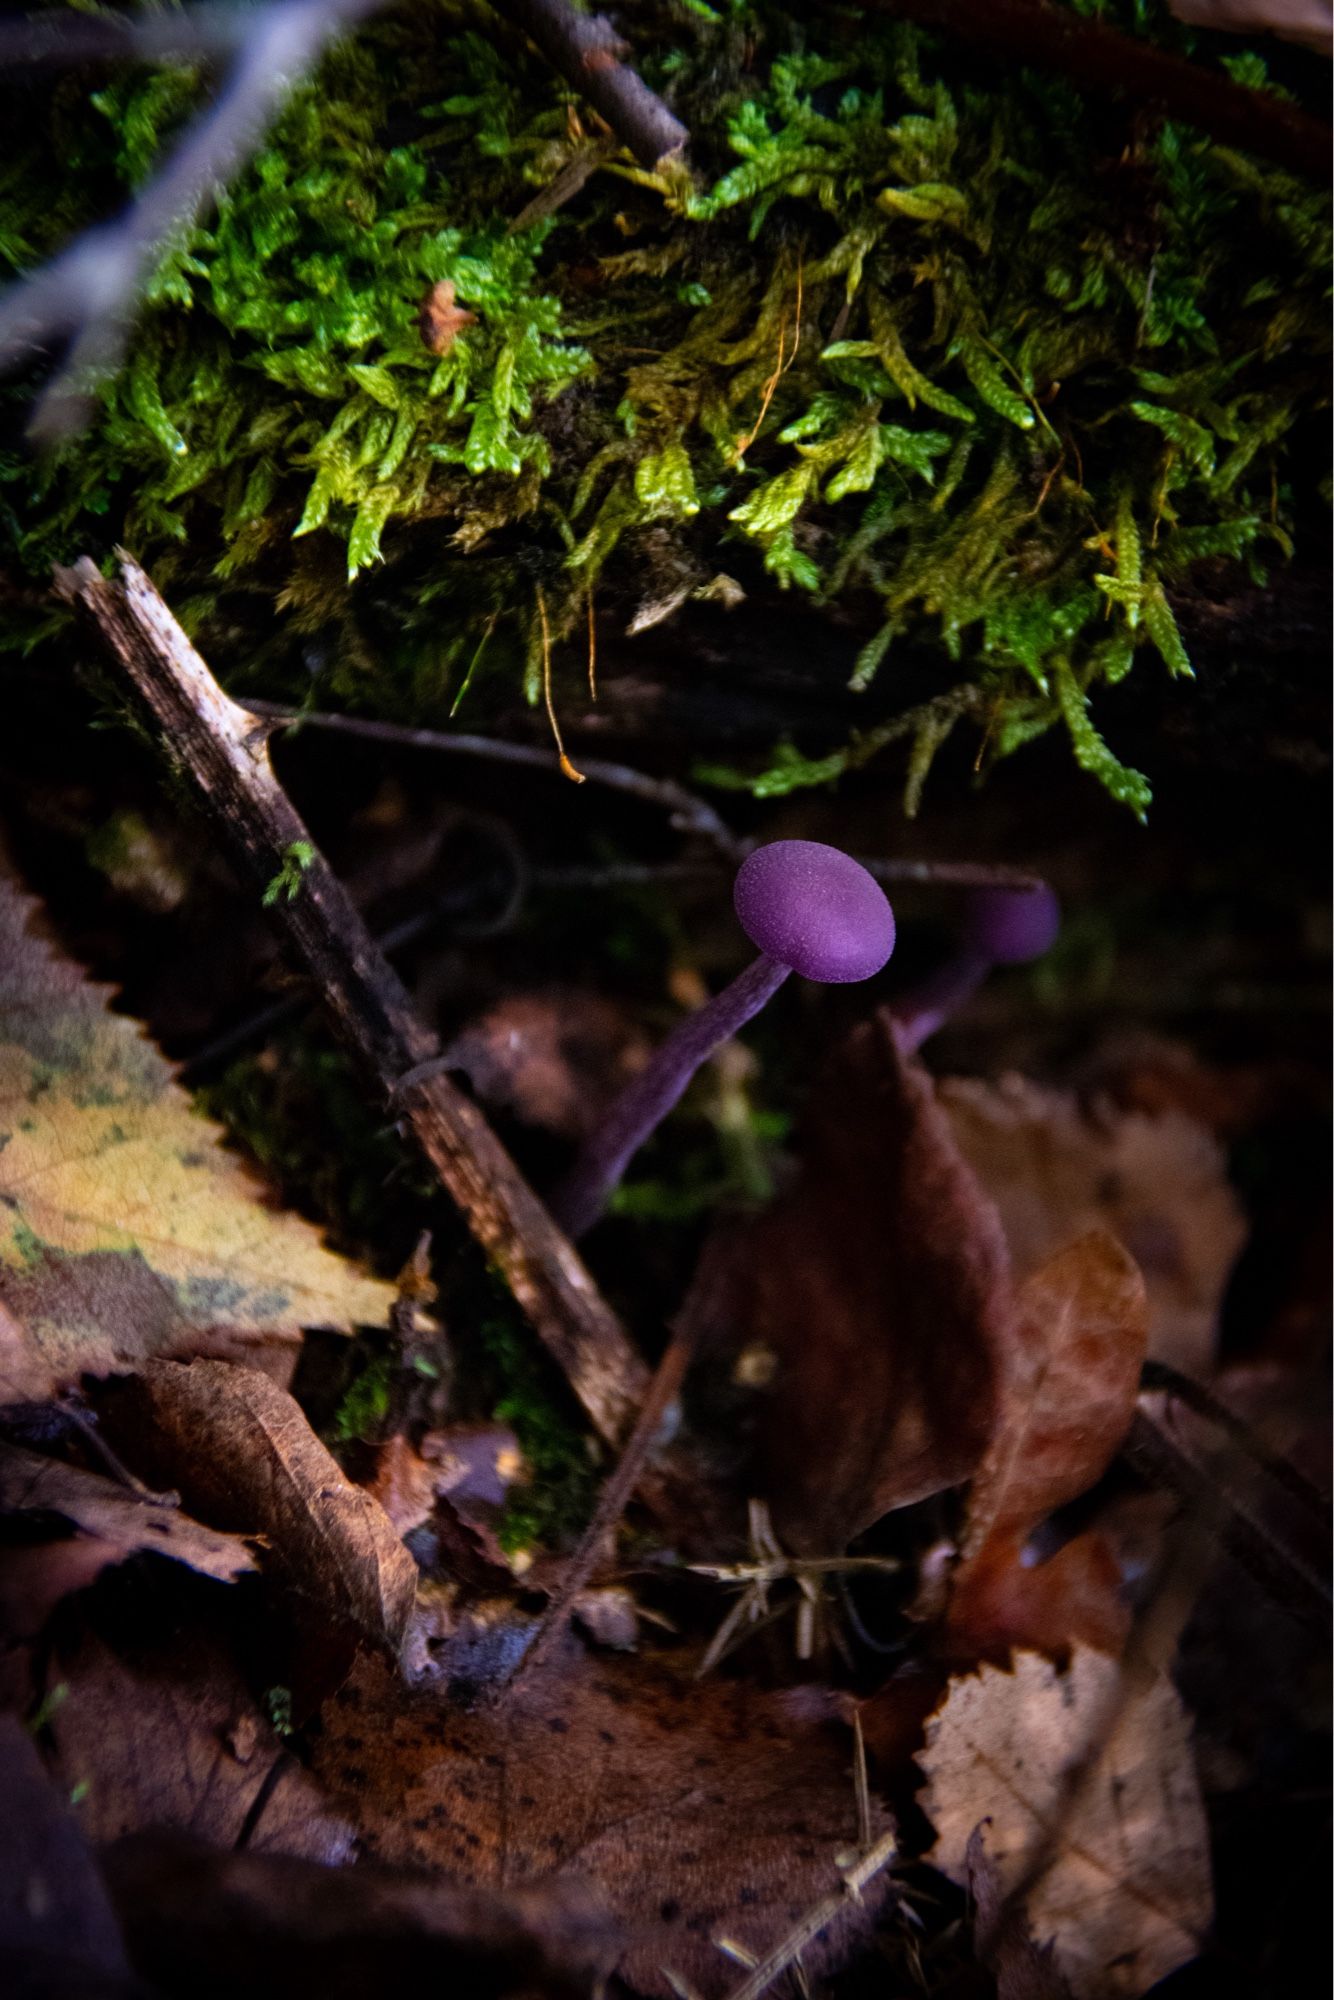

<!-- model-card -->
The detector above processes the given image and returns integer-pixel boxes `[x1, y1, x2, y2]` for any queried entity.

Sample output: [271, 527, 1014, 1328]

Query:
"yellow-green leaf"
[0, 874, 394, 1400]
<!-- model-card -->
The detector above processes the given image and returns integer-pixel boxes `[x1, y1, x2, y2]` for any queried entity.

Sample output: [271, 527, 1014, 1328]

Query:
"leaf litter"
[4, 859, 1319, 2000]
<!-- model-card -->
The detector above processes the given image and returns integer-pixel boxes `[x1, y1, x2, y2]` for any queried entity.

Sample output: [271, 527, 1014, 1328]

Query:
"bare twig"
[54, 553, 653, 1460]
[858, 856, 1044, 892]
[0, 0, 384, 442]
[0, 3, 262, 68]
[503, 1237, 752, 1691]
[1122, 1405, 1331, 1633]
[1140, 1358, 1331, 1522]
[720, 1828, 900, 2000]
[505, 1317, 700, 1689]
[489, 0, 689, 170]
[243, 697, 1052, 894]
[240, 698, 744, 859]
[509, 137, 619, 232]
[865, 0, 1330, 180]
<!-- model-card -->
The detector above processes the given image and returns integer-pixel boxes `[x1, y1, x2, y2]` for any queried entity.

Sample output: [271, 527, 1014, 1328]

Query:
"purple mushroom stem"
[892, 948, 992, 1055]
[893, 881, 1060, 1054]
[549, 840, 896, 1239]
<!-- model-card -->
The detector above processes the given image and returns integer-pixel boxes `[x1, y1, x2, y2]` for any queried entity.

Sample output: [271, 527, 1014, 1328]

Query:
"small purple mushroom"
[550, 840, 895, 1238]
[893, 881, 1060, 1053]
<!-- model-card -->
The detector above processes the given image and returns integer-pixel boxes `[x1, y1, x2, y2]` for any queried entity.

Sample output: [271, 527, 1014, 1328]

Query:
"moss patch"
[1, 1, 1327, 814]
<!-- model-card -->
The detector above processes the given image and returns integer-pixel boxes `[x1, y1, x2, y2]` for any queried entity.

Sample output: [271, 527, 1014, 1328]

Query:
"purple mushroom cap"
[962, 883, 1061, 965]
[733, 839, 896, 984]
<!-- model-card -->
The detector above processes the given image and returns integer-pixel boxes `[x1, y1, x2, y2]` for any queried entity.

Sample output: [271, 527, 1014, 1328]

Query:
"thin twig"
[56, 1396, 179, 1507]
[720, 1829, 900, 2000]
[864, 0, 1330, 180]
[504, 1317, 701, 1689]
[54, 553, 659, 1473]
[509, 138, 618, 232]
[240, 699, 743, 860]
[489, 0, 689, 170]
[1140, 1358, 1331, 1523]
[0, 1, 385, 441]
[857, 855, 1044, 893]
[0, 3, 261, 68]
[1121, 1405, 1331, 1634]
[244, 696, 1052, 890]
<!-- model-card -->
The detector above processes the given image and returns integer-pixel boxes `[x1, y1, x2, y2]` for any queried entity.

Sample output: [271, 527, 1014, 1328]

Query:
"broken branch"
[488, 0, 689, 170]
[53, 554, 650, 1459]
[865, 0, 1330, 180]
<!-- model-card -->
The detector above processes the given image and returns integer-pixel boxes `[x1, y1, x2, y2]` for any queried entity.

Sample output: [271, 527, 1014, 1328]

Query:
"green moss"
[1, 1, 1327, 814]
[198, 1031, 438, 1269]
[330, 1350, 396, 1442]
[475, 1302, 597, 1554]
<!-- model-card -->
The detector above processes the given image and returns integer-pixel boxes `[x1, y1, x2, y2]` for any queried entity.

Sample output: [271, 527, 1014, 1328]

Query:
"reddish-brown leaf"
[945, 1231, 1148, 1660]
[0, 1440, 258, 1634]
[44, 1617, 354, 1861]
[699, 1010, 1012, 1551]
[314, 1644, 893, 2000]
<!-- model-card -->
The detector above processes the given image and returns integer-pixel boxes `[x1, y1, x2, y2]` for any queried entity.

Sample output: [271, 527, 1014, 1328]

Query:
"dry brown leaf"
[920, 1648, 1212, 1999]
[966, 1820, 1073, 2000]
[0, 873, 394, 1400]
[961, 1233, 1148, 1559]
[103, 1828, 620, 2000]
[45, 1617, 354, 1862]
[109, 1360, 418, 1655]
[0, 1441, 258, 1624]
[314, 1645, 893, 2000]
[943, 1233, 1148, 1659]
[940, 1074, 1245, 1377]
[444, 990, 650, 1140]
[703, 1010, 1012, 1551]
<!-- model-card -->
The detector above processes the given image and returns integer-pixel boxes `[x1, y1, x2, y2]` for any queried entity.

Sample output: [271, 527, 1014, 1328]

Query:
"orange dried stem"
[586, 588, 598, 701]
[537, 585, 585, 784]
[733, 255, 804, 463]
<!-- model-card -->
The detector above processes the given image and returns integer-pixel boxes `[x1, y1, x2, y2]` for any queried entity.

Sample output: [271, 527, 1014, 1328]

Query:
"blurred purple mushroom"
[893, 881, 1060, 1053]
[550, 840, 896, 1237]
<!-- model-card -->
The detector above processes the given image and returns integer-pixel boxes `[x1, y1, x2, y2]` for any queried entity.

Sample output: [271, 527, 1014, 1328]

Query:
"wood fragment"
[721, 1829, 899, 2000]
[865, 0, 1330, 180]
[53, 554, 653, 1464]
[489, 0, 689, 170]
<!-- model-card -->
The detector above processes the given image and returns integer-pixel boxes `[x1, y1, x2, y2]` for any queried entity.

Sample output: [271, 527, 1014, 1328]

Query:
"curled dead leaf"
[107, 1360, 418, 1656]
[418, 279, 478, 355]
[0, 1440, 258, 1634]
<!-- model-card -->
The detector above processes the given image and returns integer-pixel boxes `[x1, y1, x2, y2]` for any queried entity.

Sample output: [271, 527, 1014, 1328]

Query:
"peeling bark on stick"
[53, 554, 651, 1463]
